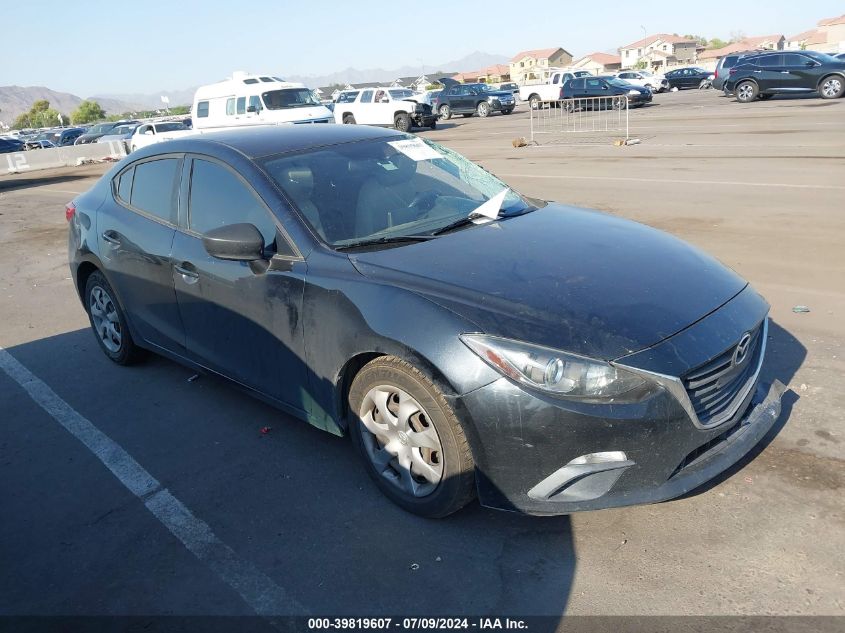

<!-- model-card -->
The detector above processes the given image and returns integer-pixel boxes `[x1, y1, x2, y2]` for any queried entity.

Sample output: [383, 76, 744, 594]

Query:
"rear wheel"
[476, 101, 491, 117]
[438, 104, 451, 120]
[348, 356, 476, 518]
[819, 75, 844, 99]
[529, 94, 541, 110]
[735, 81, 759, 103]
[342, 114, 356, 124]
[84, 271, 145, 365]
[394, 113, 411, 133]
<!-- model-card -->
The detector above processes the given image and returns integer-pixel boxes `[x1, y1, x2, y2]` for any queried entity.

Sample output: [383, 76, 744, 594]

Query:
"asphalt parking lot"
[1, 89, 843, 624]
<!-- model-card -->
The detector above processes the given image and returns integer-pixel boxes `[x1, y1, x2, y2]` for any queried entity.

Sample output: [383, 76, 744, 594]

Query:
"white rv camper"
[191, 72, 333, 130]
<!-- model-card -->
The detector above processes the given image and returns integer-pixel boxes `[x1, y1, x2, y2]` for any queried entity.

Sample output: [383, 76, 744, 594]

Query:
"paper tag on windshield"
[470, 188, 508, 223]
[388, 138, 442, 161]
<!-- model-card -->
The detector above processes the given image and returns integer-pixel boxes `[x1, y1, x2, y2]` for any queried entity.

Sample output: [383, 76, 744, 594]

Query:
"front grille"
[682, 321, 764, 426]
[670, 419, 744, 478]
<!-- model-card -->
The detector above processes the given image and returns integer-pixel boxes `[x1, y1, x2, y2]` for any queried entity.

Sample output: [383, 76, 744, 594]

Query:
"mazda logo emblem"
[733, 332, 752, 366]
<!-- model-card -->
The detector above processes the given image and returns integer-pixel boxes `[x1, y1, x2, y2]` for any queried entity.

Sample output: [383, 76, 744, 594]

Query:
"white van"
[191, 71, 334, 130]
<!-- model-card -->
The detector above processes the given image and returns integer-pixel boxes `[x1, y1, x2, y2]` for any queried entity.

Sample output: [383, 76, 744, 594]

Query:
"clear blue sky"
[3, 0, 842, 96]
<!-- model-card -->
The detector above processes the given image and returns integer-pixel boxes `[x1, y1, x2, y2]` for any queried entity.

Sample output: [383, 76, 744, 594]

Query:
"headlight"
[628, 89, 639, 95]
[461, 334, 646, 400]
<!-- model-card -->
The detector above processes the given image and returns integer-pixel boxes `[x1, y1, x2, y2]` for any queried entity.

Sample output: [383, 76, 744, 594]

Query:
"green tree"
[11, 100, 68, 129]
[71, 100, 107, 124]
[708, 37, 729, 49]
[634, 60, 648, 70]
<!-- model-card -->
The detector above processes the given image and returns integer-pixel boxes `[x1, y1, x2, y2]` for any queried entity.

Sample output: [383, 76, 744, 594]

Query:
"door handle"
[753, 70, 762, 73]
[174, 262, 199, 283]
[101, 231, 121, 245]
[780, 71, 790, 74]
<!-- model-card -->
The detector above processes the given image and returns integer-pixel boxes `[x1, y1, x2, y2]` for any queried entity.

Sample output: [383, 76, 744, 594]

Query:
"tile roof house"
[451, 64, 512, 84]
[571, 52, 622, 75]
[619, 34, 700, 69]
[509, 47, 573, 84]
[785, 28, 828, 50]
[816, 14, 845, 52]
[699, 34, 785, 61]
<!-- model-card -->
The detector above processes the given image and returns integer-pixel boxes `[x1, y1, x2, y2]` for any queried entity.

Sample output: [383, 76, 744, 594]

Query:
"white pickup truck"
[519, 71, 591, 108]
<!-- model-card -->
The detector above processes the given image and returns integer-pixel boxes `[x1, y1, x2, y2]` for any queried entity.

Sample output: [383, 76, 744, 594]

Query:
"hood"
[349, 205, 746, 360]
[484, 90, 514, 98]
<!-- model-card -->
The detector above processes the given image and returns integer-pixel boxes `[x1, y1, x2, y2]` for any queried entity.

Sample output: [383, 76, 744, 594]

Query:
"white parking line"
[0, 346, 306, 617]
[496, 173, 845, 191]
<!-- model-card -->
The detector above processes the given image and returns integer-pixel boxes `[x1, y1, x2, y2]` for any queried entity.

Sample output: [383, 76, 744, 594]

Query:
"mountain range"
[1, 52, 508, 123]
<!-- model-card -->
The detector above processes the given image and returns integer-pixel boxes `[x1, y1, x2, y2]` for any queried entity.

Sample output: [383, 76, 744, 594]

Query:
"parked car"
[333, 87, 436, 131]
[519, 71, 575, 109]
[495, 82, 520, 98]
[562, 76, 653, 107]
[0, 137, 25, 154]
[24, 140, 58, 150]
[836, 53, 845, 61]
[76, 121, 138, 145]
[67, 125, 782, 518]
[713, 50, 765, 91]
[664, 67, 713, 90]
[414, 89, 442, 108]
[97, 123, 141, 151]
[435, 79, 515, 119]
[726, 51, 845, 102]
[130, 121, 192, 152]
[616, 70, 669, 93]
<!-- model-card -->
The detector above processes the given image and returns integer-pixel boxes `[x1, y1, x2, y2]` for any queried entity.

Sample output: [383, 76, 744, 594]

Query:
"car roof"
[171, 125, 405, 159]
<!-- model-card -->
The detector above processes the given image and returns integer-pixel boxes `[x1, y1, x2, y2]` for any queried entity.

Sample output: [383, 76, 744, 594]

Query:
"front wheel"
[348, 356, 476, 518]
[438, 104, 451, 120]
[428, 121, 437, 130]
[529, 95, 541, 110]
[501, 108, 513, 115]
[735, 81, 759, 103]
[394, 113, 411, 133]
[84, 271, 145, 365]
[476, 101, 490, 117]
[819, 75, 845, 99]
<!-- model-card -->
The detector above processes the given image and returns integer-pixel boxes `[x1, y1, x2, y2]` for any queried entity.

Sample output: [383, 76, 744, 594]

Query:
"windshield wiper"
[335, 234, 436, 251]
[432, 188, 510, 236]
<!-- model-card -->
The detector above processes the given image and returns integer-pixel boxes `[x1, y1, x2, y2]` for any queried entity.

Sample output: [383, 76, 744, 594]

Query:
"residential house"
[571, 52, 622, 75]
[698, 34, 785, 65]
[619, 34, 700, 70]
[815, 14, 845, 52]
[785, 28, 828, 50]
[509, 48, 573, 84]
[450, 64, 512, 84]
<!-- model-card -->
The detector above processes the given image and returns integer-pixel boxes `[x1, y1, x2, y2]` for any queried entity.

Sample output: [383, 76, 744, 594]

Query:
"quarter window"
[116, 167, 133, 202]
[129, 158, 179, 223]
[188, 159, 277, 248]
[197, 101, 209, 117]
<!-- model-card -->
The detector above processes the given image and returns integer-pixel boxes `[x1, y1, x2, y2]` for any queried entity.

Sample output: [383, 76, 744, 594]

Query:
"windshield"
[805, 51, 841, 63]
[261, 136, 536, 247]
[607, 78, 633, 88]
[262, 88, 322, 109]
[88, 123, 112, 134]
[154, 122, 187, 132]
[388, 89, 414, 99]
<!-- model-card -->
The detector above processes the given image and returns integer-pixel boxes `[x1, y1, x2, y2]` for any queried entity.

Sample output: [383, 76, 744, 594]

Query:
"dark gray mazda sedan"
[67, 125, 784, 517]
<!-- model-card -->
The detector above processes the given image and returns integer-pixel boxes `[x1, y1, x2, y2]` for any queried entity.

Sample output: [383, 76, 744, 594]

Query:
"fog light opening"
[567, 451, 628, 466]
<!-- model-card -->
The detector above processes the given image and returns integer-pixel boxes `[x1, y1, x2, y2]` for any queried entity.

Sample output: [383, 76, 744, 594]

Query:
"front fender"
[301, 250, 499, 433]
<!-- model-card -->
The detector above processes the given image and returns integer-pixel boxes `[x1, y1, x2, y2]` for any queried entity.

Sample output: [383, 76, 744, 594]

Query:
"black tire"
[348, 356, 476, 518]
[438, 104, 451, 120]
[342, 114, 356, 124]
[819, 74, 845, 99]
[501, 108, 513, 115]
[735, 80, 759, 103]
[529, 94, 541, 110]
[84, 271, 145, 365]
[428, 121, 437, 130]
[394, 113, 411, 133]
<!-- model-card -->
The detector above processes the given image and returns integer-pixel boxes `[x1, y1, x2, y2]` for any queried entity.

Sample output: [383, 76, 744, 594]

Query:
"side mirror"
[202, 223, 265, 261]
[247, 105, 257, 112]
[805, 60, 816, 67]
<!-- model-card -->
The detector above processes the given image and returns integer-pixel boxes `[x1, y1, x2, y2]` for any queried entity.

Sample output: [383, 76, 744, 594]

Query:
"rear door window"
[129, 158, 180, 223]
[360, 90, 374, 103]
[757, 55, 783, 67]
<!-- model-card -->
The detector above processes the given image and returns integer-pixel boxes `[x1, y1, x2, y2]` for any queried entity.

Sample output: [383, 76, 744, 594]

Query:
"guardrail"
[529, 96, 629, 144]
[2, 141, 127, 175]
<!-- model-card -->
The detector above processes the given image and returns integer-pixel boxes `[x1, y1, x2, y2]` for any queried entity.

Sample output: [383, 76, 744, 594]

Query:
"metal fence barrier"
[529, 96, 629, 144]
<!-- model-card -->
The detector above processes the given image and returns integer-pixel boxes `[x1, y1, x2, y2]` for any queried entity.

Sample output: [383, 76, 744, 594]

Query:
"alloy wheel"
[737, 84, 754, 101]
[822, 78, 842, 98]
[357, 385, 444, 498]
[89, 285, 122, 353]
